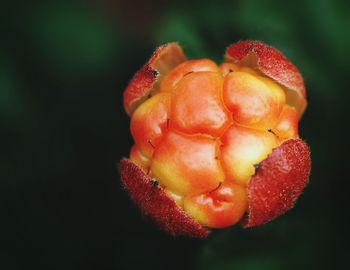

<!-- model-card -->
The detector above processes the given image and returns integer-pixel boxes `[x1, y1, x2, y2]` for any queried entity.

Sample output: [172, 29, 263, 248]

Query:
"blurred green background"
[2, 0, 349, 269]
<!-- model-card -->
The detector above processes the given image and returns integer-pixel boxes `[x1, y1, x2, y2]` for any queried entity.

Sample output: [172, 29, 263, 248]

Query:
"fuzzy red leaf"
[243, 139, 311, 227]
[123, 43, 186, 115]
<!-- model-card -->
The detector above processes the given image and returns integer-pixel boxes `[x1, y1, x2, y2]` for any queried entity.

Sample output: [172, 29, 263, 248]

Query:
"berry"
[120, 41, 311, 237]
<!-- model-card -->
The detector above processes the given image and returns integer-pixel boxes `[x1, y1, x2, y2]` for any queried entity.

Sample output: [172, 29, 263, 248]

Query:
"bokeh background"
[2, 0, 350, 269]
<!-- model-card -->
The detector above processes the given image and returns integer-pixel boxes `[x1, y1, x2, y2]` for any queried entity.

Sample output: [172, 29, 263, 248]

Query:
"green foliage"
[0, 57, 23, 119]
[29, 2, 122, 78]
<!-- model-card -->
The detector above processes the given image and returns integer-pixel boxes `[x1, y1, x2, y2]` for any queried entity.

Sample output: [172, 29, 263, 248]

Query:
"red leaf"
[123, 43, 186, 115]
[243, 139, 311, 227]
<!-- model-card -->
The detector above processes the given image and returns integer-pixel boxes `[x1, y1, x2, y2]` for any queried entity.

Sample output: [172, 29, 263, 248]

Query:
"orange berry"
[150, 131, 224, 195]
[121, 41, 310, 236]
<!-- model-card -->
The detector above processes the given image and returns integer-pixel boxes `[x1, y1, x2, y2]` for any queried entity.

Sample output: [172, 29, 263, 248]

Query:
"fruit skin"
[170, 71, 231, 137]
[220, 124, 279, 186]
[226, 40, 307, 117]
[129, 145, 150, 172]
[130, 93, 170, 158]
[119, 158, 209, 238]
[243, 139, 311, 227]
[150, 131, 224, 196]
[184, 182, 248, 228]
[273, 105, 299, 139]
[120, 41, 311, 237]
[160, 59, 219, 91]
[222, 71, 285, 130]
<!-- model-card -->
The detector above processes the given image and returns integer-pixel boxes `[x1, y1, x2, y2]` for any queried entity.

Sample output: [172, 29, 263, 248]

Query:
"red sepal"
[243, 139, 311, 227]
[119, 159, 209, 238]
[123, 43, 186, 115]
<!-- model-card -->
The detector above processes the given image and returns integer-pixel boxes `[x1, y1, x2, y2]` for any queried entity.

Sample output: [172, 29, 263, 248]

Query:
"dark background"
[2, 0, 350, 269]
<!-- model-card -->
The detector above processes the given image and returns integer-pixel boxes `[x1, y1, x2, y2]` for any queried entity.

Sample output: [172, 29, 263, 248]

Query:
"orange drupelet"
[130, 93, 170, 158]
[223, 71, 285, 130]
[160, 59, 219, 91]
[184, 182, 247, 228]
[170, 71, 231, 137]
[129, 59, 300, 229]
[151, 131, 224, 196]
[272, 105, 299, 139]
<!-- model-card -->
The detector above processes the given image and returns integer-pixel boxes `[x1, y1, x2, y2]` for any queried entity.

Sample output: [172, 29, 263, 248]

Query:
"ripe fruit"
[120, 41, 311, 237]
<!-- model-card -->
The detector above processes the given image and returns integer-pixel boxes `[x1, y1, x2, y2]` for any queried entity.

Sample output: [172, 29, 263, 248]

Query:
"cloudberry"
[120, 41, 311, 237]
